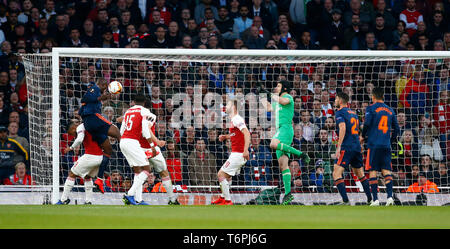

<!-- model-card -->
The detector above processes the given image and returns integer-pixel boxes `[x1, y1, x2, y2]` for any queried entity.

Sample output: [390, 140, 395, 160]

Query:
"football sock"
[359, 176, 372, 202]
[162, 176, 176, 202]
[277, 143, 302, 156]
[61, 176, 75, 201]
[128, 171, 149, 198]
[282, 169, 292, 195]
[219, 176, 231, 201]
[84, 178, 93, 203]
[369, 177, 378, 201]
[384, 174, 393, 199]
[334, 178, 349, 202]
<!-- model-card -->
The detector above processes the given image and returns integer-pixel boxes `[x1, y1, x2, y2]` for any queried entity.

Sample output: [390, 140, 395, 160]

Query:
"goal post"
[21, 48, 450, 205]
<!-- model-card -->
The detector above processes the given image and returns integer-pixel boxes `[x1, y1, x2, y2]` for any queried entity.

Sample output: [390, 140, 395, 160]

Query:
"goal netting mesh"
[21, 49, 450, 205]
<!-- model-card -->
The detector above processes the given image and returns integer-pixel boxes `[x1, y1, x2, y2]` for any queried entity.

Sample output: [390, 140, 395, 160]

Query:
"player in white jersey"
[212, 100, 250, 205]
[56, 123, 104, 205]
[120, 94, 156, 205]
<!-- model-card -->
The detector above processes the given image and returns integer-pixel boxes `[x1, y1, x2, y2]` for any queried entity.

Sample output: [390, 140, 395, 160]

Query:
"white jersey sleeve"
[140, 107, 153, 139]
[232, 115, 247, 131]
[70, 123, 86, 149]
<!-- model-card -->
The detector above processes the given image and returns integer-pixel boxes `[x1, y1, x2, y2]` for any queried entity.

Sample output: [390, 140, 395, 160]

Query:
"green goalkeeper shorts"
[272, 125, 294, 159]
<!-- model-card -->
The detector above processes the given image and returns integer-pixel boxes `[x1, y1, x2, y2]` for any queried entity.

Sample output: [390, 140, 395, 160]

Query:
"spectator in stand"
[399, 129, 420, 168]
[344, 0, 373, 28]
[416, 113, 440, 161]
[320, 8, 344, 49]
[0, 125, 28, 182]
[187, 138, 217, 190]
[433, 90, 449, 154]
[407, 172, 440, 193]
[427, 11, 446, 45]
[163, 139, 183, 185]
[233, 5, 253, 39]
[373, 14, 394, 49]
[289, 159, 307, 191]
[400, 0, 424, 37]
[244, 131, 273, 187]
[244, 25, 266, 49]
[309, 159, 331, 193]
[8, 121, 29, 165]
[2, 162, 32, 185]
[148, 0, 172, 26]
[105, 169, 124, 192]
[375, 0, 396, 30]
[299, 109, 319, 143]
[434, 162, 450, 191]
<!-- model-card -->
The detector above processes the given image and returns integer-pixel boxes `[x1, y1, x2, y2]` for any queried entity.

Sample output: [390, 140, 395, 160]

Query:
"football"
[108, 81, 123, 94]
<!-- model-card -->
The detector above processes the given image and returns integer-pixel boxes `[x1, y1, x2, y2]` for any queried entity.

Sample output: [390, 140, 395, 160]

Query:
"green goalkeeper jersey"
[272, 93, 294, 129]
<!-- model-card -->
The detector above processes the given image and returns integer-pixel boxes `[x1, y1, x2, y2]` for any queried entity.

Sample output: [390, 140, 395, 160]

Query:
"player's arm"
[336, 122, 346, 156]
[391, 112, 401, 142]
[260, 97, 272, 112]
[65, 125, 85, 153]
[334, 113, 346, 157]
[271, 93, 291, 105]
[218, 133, 231, 141]
[361, 108, 373, 141]
[119, 117, 126, 136]
[149, 128, 165, 148]
[242, 127, 250, 160]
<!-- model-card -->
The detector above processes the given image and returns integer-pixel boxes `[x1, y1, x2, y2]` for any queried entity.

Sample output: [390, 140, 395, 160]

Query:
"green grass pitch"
[1, 205, 449, 229]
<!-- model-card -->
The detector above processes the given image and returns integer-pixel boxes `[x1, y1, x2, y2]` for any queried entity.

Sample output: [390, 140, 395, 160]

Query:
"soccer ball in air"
[108, 81, 123, 94]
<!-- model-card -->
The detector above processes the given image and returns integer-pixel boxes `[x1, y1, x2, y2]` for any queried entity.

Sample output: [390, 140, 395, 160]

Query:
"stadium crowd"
[0, 0, 448, 195]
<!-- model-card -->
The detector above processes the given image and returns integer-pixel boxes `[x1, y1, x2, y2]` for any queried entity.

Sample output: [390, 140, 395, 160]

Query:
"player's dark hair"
[279, 80, 292, 94]
[336, 92, 349, 104]
[372, 87, 384, 100]
[133, 94, 146, 105]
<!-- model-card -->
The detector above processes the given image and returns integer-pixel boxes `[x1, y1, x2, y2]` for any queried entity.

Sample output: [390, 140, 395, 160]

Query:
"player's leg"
[279, 154, 294, 205]
[58, 170, 78, 205]
[270, 136, 306, 159]
[120, 139, 151, 205]
[368, 170, 380, 206]
[382, 168, 394, 206]
[366, 148, 381, 206]
[351, 167, 372, 204]
[332, 164, 350, 204]
[350, 152, 372, 204]
[150, 153, 179, 204]
[107, 124, 121, 141]
[133, 165, 152, 205]
[83, 176, 94, 205]
[216, 169, 232, 204]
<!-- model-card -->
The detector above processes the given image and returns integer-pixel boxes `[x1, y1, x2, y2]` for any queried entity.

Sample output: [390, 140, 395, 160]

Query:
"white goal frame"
[44, 48, 450, 204]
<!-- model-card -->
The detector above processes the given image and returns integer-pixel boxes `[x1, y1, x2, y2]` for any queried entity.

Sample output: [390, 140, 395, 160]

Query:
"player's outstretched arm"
[271, 94, 290, 106]
[242, 128, 250, 160]
[336, 122, 346, 157]
[66, 125, 85, 153]
[218, 134, 231, 142]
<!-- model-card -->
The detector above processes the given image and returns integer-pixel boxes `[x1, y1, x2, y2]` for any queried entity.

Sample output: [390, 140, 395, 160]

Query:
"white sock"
[220, 179, 231, 201]
[61, 177, 75, 201]
[127, 171, 148, 197]
[162, 177, 176, 202]
[84, 179, 93, 203]
[135, 184, 143, 203]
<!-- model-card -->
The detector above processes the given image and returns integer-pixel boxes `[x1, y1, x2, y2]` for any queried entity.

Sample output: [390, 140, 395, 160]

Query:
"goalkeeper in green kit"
[261, 80, 310, 205]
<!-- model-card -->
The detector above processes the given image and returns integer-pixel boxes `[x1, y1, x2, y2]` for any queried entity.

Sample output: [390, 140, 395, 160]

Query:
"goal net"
[21, 49, 450, 205]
